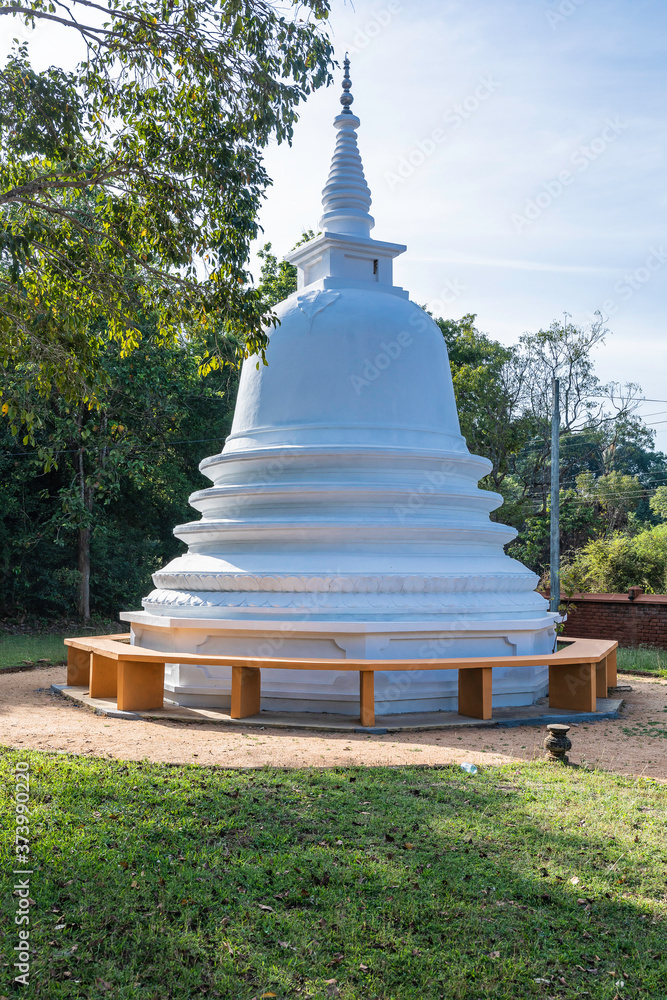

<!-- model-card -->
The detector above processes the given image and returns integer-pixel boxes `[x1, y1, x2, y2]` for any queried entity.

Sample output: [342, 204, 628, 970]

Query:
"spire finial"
[319, 53, 374, 237]
[340, 52, 353, 115]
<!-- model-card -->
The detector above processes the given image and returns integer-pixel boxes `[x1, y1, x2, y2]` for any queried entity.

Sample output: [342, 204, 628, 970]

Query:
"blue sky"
[252, 0, 667, 449]
[3, 1, 666, 447]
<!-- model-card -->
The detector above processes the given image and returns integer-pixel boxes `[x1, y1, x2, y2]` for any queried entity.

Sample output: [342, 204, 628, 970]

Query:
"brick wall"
[541, 591, 667, 648]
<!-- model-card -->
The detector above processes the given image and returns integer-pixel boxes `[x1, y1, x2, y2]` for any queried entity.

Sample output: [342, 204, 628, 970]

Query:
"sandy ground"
[1, 666, 666, 779]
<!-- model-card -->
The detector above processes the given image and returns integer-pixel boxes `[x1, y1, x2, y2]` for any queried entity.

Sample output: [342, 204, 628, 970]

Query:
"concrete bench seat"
[64, 634, 618, 728]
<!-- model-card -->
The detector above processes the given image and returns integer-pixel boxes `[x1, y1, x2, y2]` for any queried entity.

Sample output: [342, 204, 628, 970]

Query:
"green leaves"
[649, 485, 667, 522]
[434, 313, 663, 581]
[255, 229, 315, 311]
[0, 0, 333, 413]
[562, 522, 667, 594]
[0, 321, 239, 617]
[436, 314, 536, 490]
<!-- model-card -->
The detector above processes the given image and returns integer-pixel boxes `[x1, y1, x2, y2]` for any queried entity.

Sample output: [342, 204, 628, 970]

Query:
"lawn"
[0, 623, 124, 670]
[1, 752, 665, 999]
[0, 633, 69, 670]
[617, 646, 667, 678]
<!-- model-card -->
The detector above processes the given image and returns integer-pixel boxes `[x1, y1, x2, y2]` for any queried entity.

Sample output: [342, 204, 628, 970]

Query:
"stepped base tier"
[122, 59, 557, 713]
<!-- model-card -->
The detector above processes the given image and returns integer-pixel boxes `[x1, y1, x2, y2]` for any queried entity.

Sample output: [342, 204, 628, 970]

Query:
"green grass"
[617, 646, 667, 678]
[0, 622, 123, 669]
[1, 753, 666, 998]
[0, 633, 68, 670]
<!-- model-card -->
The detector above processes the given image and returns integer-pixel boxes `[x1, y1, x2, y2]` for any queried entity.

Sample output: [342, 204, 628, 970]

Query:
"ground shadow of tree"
[0, 754, 665, 999]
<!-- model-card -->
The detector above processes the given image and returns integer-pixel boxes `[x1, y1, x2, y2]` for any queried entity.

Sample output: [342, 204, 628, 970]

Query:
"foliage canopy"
[0, 327, 238, 619]
[0, 0, 333, 421]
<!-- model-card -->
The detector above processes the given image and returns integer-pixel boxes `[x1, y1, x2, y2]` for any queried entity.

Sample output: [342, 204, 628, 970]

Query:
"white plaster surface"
[122, 64, 557, 714]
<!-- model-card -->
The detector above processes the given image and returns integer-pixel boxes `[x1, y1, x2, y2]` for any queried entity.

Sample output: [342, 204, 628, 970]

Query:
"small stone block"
[544, 723, 572, 763]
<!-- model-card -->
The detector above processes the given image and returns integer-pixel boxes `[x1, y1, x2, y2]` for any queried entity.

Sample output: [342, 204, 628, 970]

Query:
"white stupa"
[122, 59, 557, 716]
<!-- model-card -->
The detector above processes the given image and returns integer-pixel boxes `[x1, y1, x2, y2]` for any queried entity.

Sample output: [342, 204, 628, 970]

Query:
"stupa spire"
[319, 55, 375, 237]
[339, 52, 354, 115]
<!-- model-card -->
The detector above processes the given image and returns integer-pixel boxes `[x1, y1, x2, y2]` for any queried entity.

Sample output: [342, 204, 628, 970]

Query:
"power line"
[629, 398, 667, 404]
[3, 437, 226, 459]
[502, 469, 667, 496]
[587, 396, 667, 404]
[503, 475, 667, 504]
[519, 493, 661, 510]
[520, 484, 666, 502]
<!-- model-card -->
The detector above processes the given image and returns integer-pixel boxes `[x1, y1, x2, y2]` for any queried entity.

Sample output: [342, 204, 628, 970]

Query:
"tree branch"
[0, 4, 115, 40]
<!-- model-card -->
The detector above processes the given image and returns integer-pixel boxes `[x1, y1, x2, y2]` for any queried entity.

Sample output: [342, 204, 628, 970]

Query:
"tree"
[516, 316, 638, 432]
[508, 316, 642, 505]
[436, 314, 535, 490]
[575, 471, 644, 535]
[0, 330, 238, 620]
[562, 525, 667, 595]
[511, 471, 644, 583]
[650, 486, 667, 522]
[508, 487, 601, 582]
[256, 243, 298, 310]
[434, 312, 666, 581]
[0, 1, 333, 424]
[436, 314, 642, 498]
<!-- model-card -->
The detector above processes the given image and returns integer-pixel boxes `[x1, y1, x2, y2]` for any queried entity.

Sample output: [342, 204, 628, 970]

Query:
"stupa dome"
[123, 57, 556, 715]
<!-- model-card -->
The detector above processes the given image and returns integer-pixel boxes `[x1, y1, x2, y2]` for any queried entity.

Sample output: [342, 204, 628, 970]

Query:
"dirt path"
[1, 666, 666, 779]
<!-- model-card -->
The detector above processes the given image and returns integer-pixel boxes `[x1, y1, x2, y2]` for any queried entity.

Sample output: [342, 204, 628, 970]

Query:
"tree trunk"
[77, 521, 91, 621]
[76, 447, 92, 621]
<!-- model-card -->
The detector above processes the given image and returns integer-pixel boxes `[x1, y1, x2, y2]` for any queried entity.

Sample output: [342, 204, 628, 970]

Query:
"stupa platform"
[51, 683, 624, 733]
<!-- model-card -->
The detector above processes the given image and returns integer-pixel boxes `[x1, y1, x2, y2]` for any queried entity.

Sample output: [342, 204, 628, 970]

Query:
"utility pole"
[550, 377, 560, 614]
